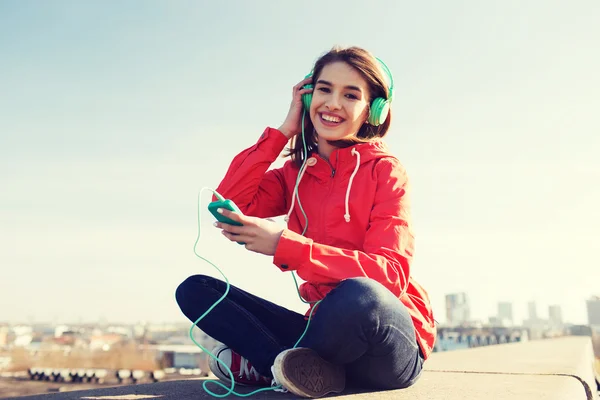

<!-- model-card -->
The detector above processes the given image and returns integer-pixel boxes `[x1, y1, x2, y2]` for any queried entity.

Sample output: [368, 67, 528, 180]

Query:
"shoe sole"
[273, 348, 345, 398]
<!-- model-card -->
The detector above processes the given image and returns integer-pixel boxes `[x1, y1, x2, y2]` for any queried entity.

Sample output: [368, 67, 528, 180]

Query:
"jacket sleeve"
[213, 127, 290, 218]
[272, 157, 413, 297]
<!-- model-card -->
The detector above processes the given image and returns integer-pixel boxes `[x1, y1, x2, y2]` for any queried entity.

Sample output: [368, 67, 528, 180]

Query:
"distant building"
[152, 344, 205, 370]
[0, 327, 9, 348]
[548, 305, 563, 329]
[527, 301, 538, 322]
[523, 301, 550, 340]
[586, 296, 600, 327]
[12, 325, 33, 347]
[89, 333, 126, 351]
[54, 325, 71, 338]
[445, 293, 470, 327]
[568, 325, 592, 336]
[497, 302, 513, 326]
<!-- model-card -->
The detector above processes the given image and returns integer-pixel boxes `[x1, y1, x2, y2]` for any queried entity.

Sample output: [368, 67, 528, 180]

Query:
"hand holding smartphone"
[208, 199, 245, 245]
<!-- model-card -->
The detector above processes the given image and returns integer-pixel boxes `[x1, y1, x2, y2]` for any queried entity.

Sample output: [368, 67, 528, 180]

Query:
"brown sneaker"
[271, 348, 345, 398]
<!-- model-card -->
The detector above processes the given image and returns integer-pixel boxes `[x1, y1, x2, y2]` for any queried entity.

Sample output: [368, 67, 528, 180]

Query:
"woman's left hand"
[214, 208, 284, 256]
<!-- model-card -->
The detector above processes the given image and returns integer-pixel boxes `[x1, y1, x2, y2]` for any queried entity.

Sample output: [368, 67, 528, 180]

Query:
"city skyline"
[2, 293, 596, 329]
[442, 293, 596, 328]
[2, 1, 599, 326]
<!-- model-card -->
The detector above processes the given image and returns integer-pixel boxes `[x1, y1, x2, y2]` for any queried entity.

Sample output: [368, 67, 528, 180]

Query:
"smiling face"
[309, 61, 371, 143]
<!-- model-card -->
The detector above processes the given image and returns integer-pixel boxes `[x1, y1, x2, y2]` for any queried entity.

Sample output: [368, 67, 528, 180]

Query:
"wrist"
[270, 228, 285, 256]
[277, 125, 295, 139]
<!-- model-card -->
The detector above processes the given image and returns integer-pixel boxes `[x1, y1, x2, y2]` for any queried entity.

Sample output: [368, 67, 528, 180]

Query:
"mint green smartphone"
[208, 199, 245, 244]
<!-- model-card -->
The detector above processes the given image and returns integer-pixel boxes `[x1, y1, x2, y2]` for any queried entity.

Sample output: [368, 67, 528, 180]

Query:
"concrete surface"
[10, 373, 590, 400]
[425, 336, 597, 398]
[13, 336, 598, 400]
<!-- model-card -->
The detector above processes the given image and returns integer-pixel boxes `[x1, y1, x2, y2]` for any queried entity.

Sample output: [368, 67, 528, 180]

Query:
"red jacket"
[215, 127, 436, 359]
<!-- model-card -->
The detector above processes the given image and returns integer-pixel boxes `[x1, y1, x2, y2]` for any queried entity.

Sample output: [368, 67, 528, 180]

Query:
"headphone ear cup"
[302, 83, 313, 111]
[368, 97, 390, 126]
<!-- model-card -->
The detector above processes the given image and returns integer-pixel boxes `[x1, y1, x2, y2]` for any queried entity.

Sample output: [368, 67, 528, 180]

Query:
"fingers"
[244, 243, 257, 253]
[294, 76, 313, 89]
[215, 221, 244, 234]
[294, 87, 313, 103]
[293, 78, 314, 96]
[214, 208, 255, 239]
[221, 230, 250, 243]
[216, 207, 246, 223]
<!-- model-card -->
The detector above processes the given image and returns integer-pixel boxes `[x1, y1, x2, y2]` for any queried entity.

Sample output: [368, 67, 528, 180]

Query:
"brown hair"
[285, 46, 393, 167]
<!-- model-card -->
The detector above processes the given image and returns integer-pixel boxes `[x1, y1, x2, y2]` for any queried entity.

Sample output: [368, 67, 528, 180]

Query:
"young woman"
[175, 46, 436, 398]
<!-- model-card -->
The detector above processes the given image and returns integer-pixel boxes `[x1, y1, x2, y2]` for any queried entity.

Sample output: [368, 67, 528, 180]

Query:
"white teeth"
[322, 114, 342, 123]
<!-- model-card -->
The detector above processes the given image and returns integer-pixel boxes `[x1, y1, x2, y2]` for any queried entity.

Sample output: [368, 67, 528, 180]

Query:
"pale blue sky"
[1, 1, 598, 326]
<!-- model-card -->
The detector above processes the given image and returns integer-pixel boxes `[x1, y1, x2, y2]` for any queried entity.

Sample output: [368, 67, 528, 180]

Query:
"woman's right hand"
[278, 77, 313, 139]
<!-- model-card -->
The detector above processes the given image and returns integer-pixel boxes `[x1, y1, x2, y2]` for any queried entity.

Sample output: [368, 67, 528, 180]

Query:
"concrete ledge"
[9, 373, 591, 400]
[424, 336, 597, 399]
[14, 337, 598, 400]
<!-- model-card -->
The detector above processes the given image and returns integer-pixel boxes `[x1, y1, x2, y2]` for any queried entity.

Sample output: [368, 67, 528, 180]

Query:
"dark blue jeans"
[175, 275, 423, 389]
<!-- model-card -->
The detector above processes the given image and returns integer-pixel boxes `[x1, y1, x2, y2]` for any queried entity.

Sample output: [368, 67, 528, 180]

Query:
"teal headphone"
[301, 57, 395, 126]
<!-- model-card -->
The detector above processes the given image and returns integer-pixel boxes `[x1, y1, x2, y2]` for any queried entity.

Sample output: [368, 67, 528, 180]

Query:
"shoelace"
[239, 357, 263, 382]
[270, 366, 288, 393]
[238, 354, 288, 394]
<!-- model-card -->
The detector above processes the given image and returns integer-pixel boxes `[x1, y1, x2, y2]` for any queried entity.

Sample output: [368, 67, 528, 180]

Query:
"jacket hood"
[285, 139, 397, 224]
[299, 139, 397, 180]
[318, 139, 395, 167]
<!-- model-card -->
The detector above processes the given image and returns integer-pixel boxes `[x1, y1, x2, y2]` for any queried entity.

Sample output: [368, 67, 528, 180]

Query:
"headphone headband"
[375, 57, 394, 102]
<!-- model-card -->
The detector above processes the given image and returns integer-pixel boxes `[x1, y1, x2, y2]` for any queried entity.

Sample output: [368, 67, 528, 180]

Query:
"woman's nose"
[325, 95, 342, 110]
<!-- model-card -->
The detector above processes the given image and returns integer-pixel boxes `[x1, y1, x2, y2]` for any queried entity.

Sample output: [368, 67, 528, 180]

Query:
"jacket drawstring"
[284, 159, 311, 223]
[285, 149, 360, 224]
[344, 148, 360, 222]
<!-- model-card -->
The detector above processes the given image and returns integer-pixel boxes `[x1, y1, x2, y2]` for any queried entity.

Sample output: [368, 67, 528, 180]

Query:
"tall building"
[497, 302, 513, 326]
[586, 296, 600, 327]
[548, 305, 563, 328]
[445, 293, 470, 326]
[0, 326, 8, 347]
[528, 301, 538, 322]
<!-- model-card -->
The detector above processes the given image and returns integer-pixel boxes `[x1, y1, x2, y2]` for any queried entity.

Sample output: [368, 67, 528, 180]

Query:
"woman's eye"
[345, 93, 358, 100]
[317, 87, 330, 93]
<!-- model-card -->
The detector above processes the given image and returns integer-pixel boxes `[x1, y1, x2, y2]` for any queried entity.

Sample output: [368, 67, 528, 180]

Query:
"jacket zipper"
[317, 152, 337, 241]
[317, 153, 336, 177]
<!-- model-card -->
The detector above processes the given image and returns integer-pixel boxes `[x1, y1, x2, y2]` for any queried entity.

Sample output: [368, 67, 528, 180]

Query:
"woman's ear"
[363, 103, 371, 125]
[311, 128, 318, 143]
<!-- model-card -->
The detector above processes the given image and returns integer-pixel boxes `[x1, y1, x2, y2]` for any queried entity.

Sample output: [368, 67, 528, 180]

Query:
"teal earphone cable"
[191, 139, 319, 397]
[191, 60, 393, 394]
[289, 110, 313, 306]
